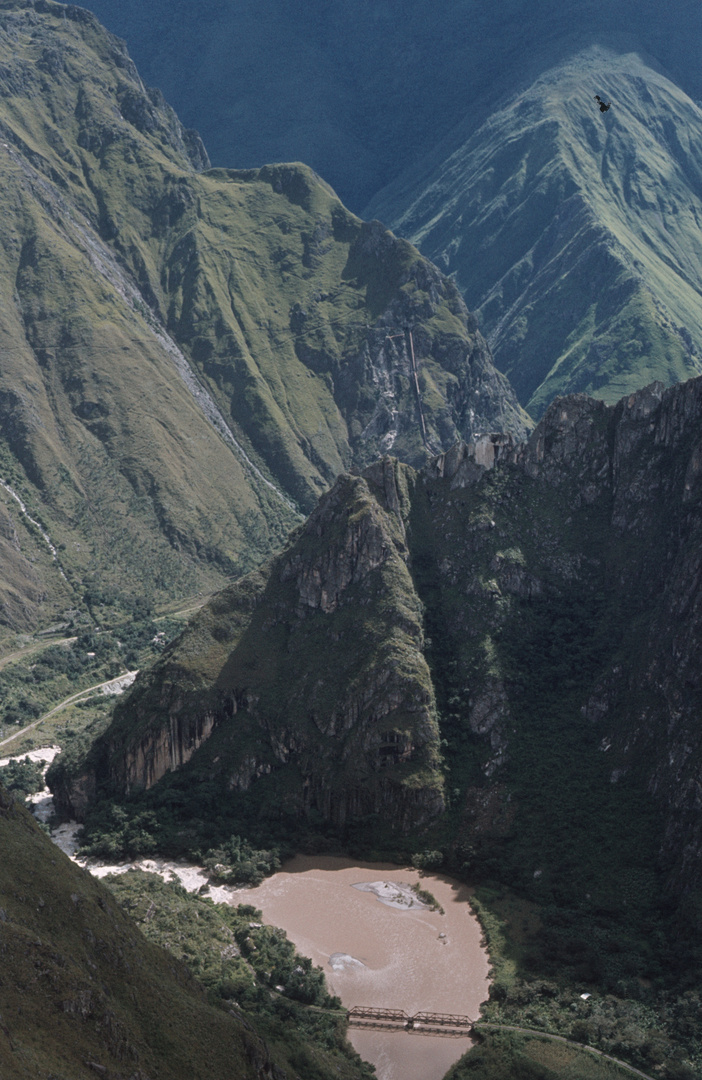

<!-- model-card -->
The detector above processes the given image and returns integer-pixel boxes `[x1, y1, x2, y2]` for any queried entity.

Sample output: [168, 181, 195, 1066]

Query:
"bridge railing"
[348, 1006, 409, 1023]
[347, 1006, 473, 1033]
[413, 1011, 472, 1028]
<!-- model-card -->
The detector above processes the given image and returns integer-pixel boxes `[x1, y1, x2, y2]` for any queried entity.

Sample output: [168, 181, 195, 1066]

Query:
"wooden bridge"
[347, 1006, 473, 1036]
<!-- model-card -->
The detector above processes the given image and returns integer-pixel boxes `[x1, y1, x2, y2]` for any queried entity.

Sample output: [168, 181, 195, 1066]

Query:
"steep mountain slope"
[0, 0, 527, 634]
[59, 375, 702, 905]
[56, 459, 446, 828]
[369, 50, 702, 416]
[0, 787, 369, 1080]
[73, 0, 702, 211]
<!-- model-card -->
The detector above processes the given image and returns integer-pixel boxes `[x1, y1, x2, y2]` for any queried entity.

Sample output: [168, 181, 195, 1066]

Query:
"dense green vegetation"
[102, 870, 373, 1080]
[201, 835, 281, 886]
[449, 1027, 641, 1080]
[469, 890, 700, 1077]
[0, 612, 184, 750]
[394, 454, 701, 1077]
[0, 756, 44, 796]
[73, 767, 312, 862]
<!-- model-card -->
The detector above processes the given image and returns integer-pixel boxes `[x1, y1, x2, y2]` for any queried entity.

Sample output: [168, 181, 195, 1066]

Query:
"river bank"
[247, 855, 491, 1080]
[4, 744, 490, 1080]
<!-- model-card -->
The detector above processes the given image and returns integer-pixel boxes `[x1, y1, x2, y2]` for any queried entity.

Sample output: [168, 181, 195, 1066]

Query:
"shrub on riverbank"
[411, 881, 445, 913]
[0, 756, 44, 796]
[201, 834, 281, 886]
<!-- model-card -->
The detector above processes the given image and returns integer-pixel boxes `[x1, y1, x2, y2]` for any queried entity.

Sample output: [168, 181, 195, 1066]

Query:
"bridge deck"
[347, 1006, 473, 1036]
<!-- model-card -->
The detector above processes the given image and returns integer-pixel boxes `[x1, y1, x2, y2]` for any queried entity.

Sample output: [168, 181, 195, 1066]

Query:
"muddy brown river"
[246, 856, 490, 1080]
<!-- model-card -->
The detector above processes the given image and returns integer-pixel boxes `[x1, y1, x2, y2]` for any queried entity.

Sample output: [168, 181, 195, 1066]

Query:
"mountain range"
[62, 375, 702, 903]
[369, 49, 702, 415]
[70, 0, 702, 213]
[72, 0, 702, 417]
[3, 2, 702, 1077]
[51, 372, 702, 1075]
[0, 0, 526, 636]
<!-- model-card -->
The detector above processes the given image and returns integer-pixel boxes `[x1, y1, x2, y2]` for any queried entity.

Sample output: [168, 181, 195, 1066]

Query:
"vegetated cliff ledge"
[55, 374, 702, 896]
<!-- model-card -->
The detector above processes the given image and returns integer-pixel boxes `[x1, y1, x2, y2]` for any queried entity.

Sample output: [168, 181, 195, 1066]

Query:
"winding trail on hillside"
[473, 1023, 657, 1080]
[0, 637, 77, 671]
[0, 671, 138, 751]
[0, 591, 210, 742]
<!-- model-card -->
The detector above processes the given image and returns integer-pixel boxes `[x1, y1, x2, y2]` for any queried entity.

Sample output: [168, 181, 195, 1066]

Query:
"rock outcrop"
[414, 375, 702, 895]
[59, 461, 444, 831]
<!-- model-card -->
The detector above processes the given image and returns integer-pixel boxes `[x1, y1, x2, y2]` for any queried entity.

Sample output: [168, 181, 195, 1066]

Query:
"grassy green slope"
[0, 0, 298, 629]
[369, 49, 702, 416]
[449, 1027, 638, 1080]
[0, 0, 528, 634]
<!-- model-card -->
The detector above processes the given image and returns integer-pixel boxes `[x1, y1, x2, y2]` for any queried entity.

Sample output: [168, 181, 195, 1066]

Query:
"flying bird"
[595, 95, 611, 113]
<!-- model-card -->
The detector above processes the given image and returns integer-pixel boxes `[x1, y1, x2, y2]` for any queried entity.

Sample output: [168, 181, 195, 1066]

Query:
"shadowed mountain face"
[70, 0, 702, 212]
[61, 375, 702, 901]
[369, 50, 702, 416]
[55, 458, 447, 830]
[0, 0, 526, 633]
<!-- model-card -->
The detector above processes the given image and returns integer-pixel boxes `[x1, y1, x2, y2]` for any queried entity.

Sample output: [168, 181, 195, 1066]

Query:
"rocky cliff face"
[416, 376, 702, 896]
[61, 458, 444, 831]
[59, 374, 702, 894]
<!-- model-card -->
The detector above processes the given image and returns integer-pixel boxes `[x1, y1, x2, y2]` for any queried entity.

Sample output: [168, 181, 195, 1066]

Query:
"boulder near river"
[247, 856, 491, 1080]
